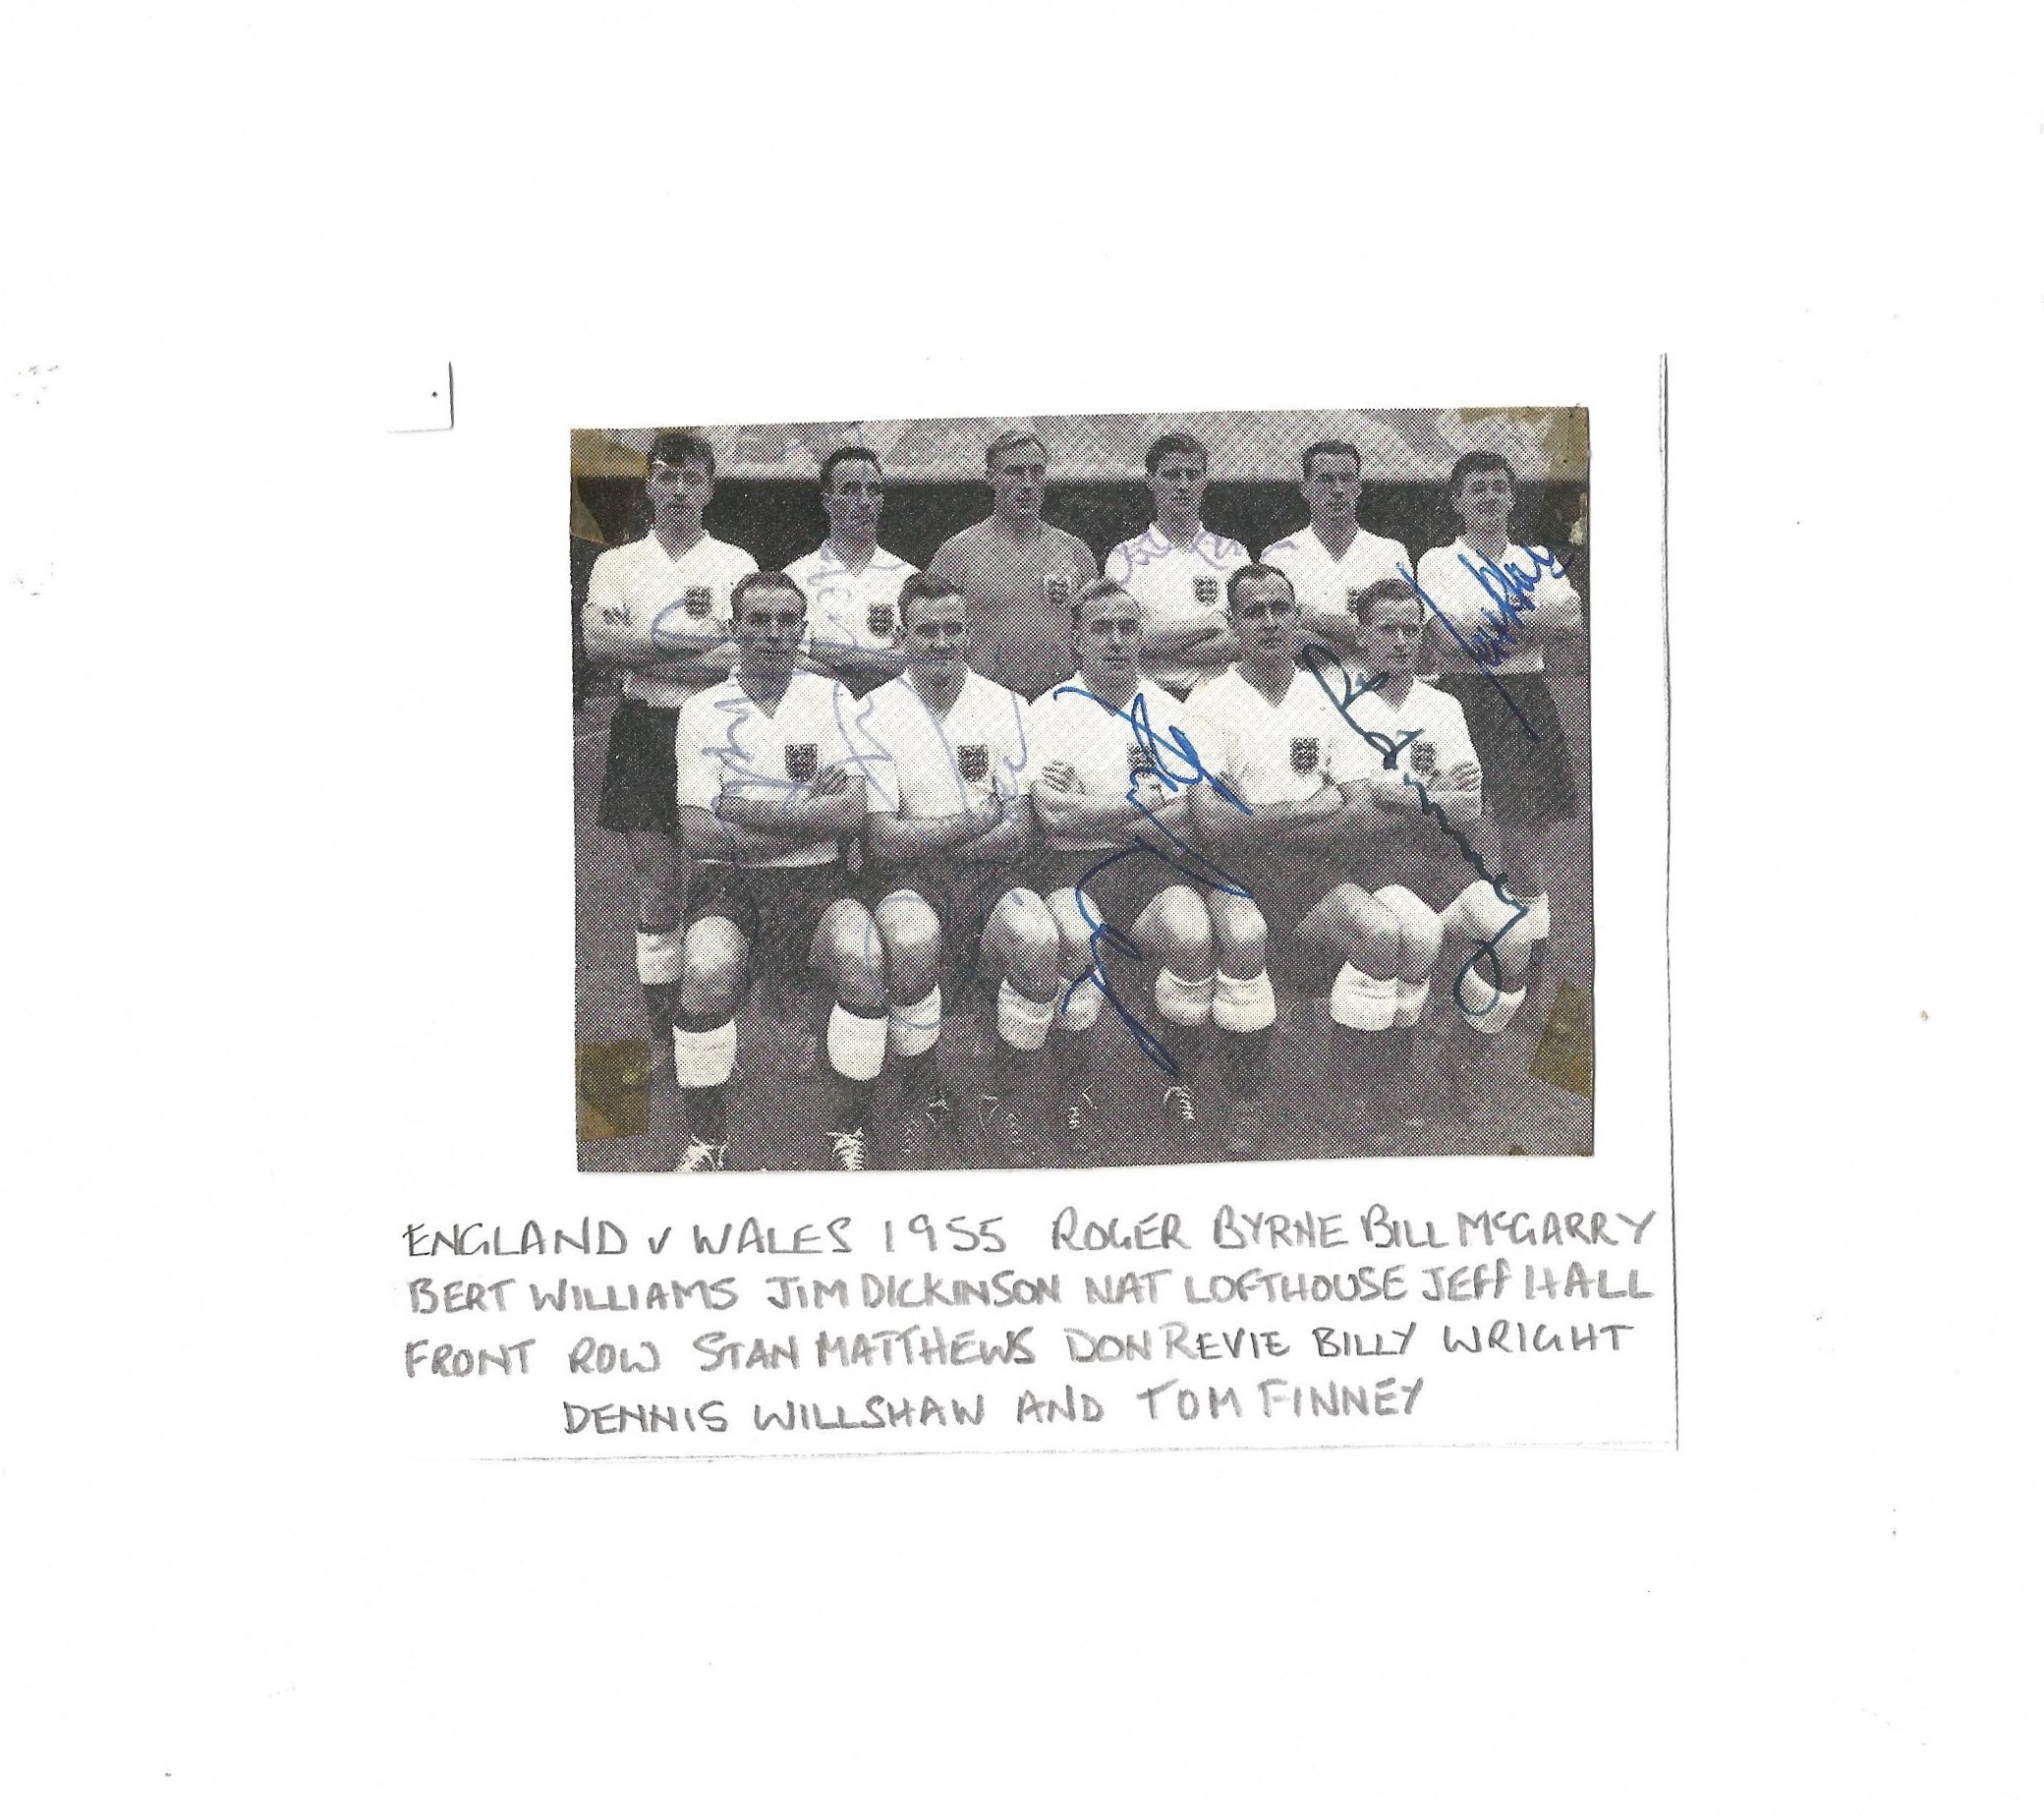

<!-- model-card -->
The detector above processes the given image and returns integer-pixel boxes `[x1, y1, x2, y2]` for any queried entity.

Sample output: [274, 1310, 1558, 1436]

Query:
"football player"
[669, 573, 889, 1171]
[1260, 439, 1414, 657]
[856, 573, 1063, 1168]
[1026, 579, 1243, 1158]
[1177, 564, 1410, 1158]
[1319, 577, 1524, 1136]
[581, 431, 755, 1155]
[784, 445, 914, 695]
[1102, 432, 1251, 699]
[1413, 452, 1581, 1070]
[925, 427, 1100, 702]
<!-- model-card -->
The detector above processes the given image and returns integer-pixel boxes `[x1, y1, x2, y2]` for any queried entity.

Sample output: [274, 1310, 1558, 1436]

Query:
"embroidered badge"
[784, 743, 819, 783]
[866, 599, 894, 639]
[1289, 735, 1321, 774]
[1193, 576, 1220, 606]
[957, 743, 990, 783]
[683, 586, 714, 617]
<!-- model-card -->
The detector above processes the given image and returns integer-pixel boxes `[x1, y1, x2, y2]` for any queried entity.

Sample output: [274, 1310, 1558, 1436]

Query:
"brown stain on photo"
[578, 1041, 649, 1142]
[1529, 982, 1595, 1101]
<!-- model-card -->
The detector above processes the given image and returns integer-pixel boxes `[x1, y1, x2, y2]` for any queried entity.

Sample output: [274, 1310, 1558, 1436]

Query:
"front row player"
[859, 574, 1064, 1169]
[1330, 578, 1540, 1132]
[1177, 565, 1435, 1156]
[668, 573, 890, 1171]
[1025, 579, 1252, 1156]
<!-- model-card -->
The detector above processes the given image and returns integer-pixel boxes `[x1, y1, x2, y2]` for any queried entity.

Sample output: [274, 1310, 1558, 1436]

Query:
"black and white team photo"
[571, 410, 1593, 1171]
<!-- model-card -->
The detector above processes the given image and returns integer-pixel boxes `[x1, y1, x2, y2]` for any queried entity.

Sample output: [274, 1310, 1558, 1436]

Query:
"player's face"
[1074, 597, 1142, 694]
[1358, 597, 1425, 680]
[648, 457, 712, 523]
[1227, 573, 1301, 661]
[1302, 452, 1361, 520]
[1148, 453, 1206, 523]
[823, 460, 883, 541]
[1453, 466, 1514, 533]
[734, 586, 806, 677]
[902, 594, 969, 686]
[989, 446, 1047, 520]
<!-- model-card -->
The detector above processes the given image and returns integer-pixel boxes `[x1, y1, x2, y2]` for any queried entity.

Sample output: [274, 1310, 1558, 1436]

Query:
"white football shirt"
[1335, 678, 1481, 797]
[674, 669, 859, 869]
[1024, 675, 1177, 853]
[1102, 525, 1252, 696]
[784, 541, 914, 655]
[584, 532, 757, 709]
[1259, 523, 1414, 623]
[1176, 664, 1369, 809]
[1414, 539, 1580, 677]
[853, 669, 1033, 819]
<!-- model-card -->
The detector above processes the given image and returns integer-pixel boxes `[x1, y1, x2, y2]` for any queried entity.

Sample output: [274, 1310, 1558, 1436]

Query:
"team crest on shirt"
[1409, 740, 1437, 777]
[957, 743, 990, 783]
[866, 600, 894, 639]
[784, 743, 819, 783]
[1193, 576, 1220, 606]
[1128, 743, 1158, 780]
[1346, 586, 1366, 611]
[1045, 574, 1071, 609]
[683, 586, 714, 617]
[1290, 736, 1321, 775]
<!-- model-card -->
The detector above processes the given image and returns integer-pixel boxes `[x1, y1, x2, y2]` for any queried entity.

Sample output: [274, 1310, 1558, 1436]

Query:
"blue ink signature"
[1298, 645, 1526, 1017]
[1048, 686, 1260, 1076]
[1107, 527, 1242, 583]
[1400, 543, 1576, 749]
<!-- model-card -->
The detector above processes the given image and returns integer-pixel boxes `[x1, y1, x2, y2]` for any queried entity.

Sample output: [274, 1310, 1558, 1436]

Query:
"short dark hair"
[1069, 577, 1137, 625]
[820, 445, 882, 494]
[986, 427, 1049, 473]
[1145, 432, 1208, 476]
[1224, 562, 1295, 613]
[897, 570, 963, 625]
[1352, 577, 1420, 624]
[648, 429, 714, 481]
[1301, 439, 1362, 482]
[1448, 450, 1515, 494]
[731, 571, 806, 615]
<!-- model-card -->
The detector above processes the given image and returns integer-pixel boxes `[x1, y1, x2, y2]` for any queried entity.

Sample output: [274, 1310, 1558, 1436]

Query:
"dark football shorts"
[683, 861, 861, 982]
[1436, 669, 1578, 827]
[1354, 819, 1485, 904]
[1211, 845, 1358, 987]
[866, 860, 1041, 991]
[596, 698, 681, 835]
[1036, 844, 1202, 948]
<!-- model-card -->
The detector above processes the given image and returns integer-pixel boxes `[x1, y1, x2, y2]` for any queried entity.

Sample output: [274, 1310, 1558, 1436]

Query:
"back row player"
[582, 431, 755, 1140]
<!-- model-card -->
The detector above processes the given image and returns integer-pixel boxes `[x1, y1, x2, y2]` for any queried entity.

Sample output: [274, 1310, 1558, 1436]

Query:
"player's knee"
[1048, 889, 1098, 980]
[678, 921, 748, 1019]
[1328, 884, 1400, 974]
[1375, 884, 1444, 979]
[1148, 886, 1213, 978]
[1209, 892, 1267, 975]
[875, 890, 942, 998]
[824, 933, 886, 1015]
[992, 891, 1060, 991]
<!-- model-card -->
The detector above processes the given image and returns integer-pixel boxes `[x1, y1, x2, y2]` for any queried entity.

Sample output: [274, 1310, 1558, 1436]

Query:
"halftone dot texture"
[573, 410, 1592, 1170]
